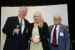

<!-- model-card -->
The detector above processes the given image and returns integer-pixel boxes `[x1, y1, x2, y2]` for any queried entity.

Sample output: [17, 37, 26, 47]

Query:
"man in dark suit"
[49, 14, 70, 50]
[2, 6, 30, 50]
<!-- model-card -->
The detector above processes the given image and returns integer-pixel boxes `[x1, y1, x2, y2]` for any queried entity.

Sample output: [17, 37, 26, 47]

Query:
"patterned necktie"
[52, 26, 57, 47]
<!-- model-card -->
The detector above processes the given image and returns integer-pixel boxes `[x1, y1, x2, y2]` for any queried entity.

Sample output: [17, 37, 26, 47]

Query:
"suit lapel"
[49, 25, 54, 38]
[16, 17, 20, 25]
[50, 25, 54, 33]
[15, 17, 20, 28]
[58, 24, 63, 37]
[23, 19, 28, 34]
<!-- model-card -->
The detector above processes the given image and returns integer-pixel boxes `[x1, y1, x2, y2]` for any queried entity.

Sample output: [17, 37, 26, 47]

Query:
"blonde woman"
[28, 11, 50, 50]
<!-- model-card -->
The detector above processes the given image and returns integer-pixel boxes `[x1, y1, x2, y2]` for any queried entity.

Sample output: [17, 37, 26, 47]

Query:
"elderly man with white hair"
[49, 14, 70, 50]
[2, 6, 30, 50]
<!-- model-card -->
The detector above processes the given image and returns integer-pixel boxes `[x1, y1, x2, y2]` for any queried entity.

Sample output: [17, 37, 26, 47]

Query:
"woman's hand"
[33, 38, 40, 44]
[30, 36, 34, 43]
[31, 35, 40, 44]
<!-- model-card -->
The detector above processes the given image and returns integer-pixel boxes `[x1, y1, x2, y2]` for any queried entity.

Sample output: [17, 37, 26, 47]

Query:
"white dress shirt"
[51, 24, 60, 45]
[18, 17, 25, 34]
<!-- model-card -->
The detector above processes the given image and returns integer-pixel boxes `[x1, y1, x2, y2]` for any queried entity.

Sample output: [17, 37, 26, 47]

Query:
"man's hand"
[13, 28, 20, 34]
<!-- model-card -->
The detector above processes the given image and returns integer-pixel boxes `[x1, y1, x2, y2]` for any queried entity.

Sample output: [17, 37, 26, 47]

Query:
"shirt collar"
[54, 24, 60, 27]
[18, 16, 24, 20]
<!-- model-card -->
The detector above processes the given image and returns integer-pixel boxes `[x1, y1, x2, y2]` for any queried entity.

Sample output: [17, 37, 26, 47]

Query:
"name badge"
[60, 32, 64, 36]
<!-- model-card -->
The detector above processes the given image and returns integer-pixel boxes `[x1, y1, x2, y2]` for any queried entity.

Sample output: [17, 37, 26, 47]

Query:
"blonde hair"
[33, 11, 44, 28]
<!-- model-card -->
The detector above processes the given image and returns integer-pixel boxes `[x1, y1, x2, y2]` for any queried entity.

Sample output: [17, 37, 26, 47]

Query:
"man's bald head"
[53, 14, 62, 25]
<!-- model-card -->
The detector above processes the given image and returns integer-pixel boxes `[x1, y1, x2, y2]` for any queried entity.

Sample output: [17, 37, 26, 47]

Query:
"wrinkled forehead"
[54, 14, 61, 19]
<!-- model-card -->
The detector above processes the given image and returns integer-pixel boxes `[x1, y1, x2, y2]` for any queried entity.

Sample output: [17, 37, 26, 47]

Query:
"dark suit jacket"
[2, 16, 30, 50]
[28, 22, 50, 50]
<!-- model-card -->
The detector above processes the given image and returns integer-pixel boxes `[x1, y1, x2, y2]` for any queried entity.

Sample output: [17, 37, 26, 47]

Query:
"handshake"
[31, 35, 40, 44]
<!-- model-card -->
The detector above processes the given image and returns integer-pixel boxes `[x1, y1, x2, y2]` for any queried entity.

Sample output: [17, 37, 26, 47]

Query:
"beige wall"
[1, 4, 68, 50]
